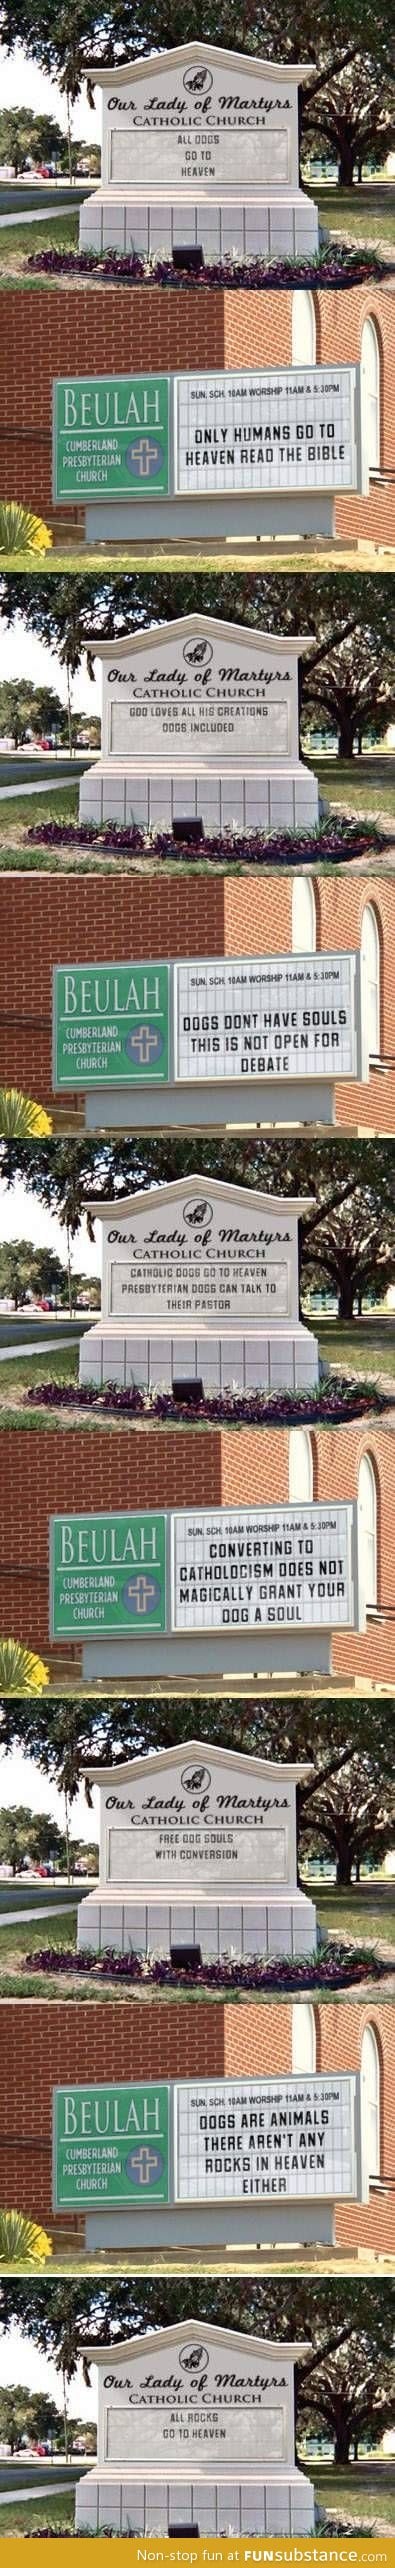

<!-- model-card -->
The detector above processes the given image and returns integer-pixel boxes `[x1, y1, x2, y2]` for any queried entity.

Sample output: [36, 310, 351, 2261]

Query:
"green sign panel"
[50, 1511, 167, 1637]
[53, 962, 170, 1089]
[53, 2082, 170, 2209]
[53, 375, 171, 503]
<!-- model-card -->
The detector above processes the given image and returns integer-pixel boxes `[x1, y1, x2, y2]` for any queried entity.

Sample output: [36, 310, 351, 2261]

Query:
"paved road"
[0, 183, 92, 216]
[0, 2462, 87, 2494]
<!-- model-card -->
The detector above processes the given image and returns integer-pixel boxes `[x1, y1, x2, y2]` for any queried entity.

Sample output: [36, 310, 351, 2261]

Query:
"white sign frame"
[174, 952, 362, 1085]
[174, 368, 365, 499]
[173, 2075, 365, 2206]
[170, 1504, 359, 1636]
[90, 44, 313, 198]
[53, 952, 362, 1095]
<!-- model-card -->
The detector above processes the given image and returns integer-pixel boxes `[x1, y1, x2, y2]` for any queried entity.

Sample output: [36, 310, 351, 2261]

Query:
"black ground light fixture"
[170, 1946, 203, 1971]
[172, 1377, 205, 1406]
[172, 245, 204, 271]
[172, 817, 205, 842]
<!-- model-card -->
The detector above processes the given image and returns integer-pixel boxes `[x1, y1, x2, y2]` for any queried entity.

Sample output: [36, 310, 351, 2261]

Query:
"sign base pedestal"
[76, 2469, 315, 2536]
[76, 1885, 318, 1959]
[84, 1076, 336, 1131]
[79, 756, 319, 837]
[85, 494, 336, 543]
[78, 1318, 319, 1394]
[83, 2200, 335, 2250]
[79, 189, 319, 263]
[82, 1632, 332, 1679]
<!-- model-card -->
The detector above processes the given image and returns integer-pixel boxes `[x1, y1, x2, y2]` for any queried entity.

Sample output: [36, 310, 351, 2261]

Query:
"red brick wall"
[2, 872, 394, 1133]
[1, 282, 394, 541]
[0, 1998, 392, 2251]
[0, 1422, 394, 1684]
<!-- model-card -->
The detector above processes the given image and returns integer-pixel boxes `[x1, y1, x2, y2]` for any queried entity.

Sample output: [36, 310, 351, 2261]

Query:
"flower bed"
[25, 1377, 389, 1425]
[27, 243, 391, 288]
[23, 1941, 388, 1990]
[25, 816, 385, 867]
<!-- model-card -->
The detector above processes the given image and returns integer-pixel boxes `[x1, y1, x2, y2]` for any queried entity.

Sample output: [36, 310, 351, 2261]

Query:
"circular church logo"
[125, 437, 165, 482]
[183, 637, 213, 671]
[122, 1574, 162, 1619]
[125, 1023, 164, 1070]
[182, 1198, 213, 1233]
[181, 1764, 212, 1795]
[179, 2344, 209, 2374]
[183, 65, 213, 98]
[126, 2145, 165, 2188]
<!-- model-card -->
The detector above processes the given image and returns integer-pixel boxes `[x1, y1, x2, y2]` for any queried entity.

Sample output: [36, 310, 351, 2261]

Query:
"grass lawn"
[311, 183, 395, 249]
[315, 1314, 395, 1384]
[0, 2469, 393, 2530]
[0, 210, 79, 275]
[316, 756, 395, 824]
[0, 1317, 393, 1428]
[0, 2489, 75, 2532]
[0, 1886, 392, 1999]
[312, 2465, 395, 2527]
[0, 545, 391, 575]
[1, 188, 394, 274]
[314, 1885, 395, 1949]
[0, 761, 393, 874]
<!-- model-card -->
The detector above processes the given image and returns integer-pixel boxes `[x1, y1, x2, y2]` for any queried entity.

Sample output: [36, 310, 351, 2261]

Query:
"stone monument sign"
[76, 1736, 317, 1959]
[75, 2319, 315, 2533]
[79, 42, 319, 262]
[78, 1173, 320, 1394]
[78, 612, 320, 838]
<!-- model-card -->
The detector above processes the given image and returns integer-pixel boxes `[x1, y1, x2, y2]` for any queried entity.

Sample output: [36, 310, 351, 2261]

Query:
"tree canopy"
[1, 574, 394, 760]
[0, 1696, 393, 1886]
[0, 0, 391, 129]
[1, 1138, 394, 1322]
[0, 106, 65, 174]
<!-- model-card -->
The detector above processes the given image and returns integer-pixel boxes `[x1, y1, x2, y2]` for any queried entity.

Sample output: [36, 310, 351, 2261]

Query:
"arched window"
[361, 2023, 381, 2176]
[358, 1452, 378, 1615]
[292, 290, 316, 365]
[361, 318, 380, 472]
[292, 875, 317, 953]
[289, 1427, 313, 1503]
[292, 2002, 317, 2072]
[361, 902, 380, 1064]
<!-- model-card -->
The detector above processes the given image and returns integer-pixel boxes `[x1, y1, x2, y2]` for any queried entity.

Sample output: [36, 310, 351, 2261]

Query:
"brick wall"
[1, 281, 394, 541]
[0, 1422, 394, 1684]
[2, 871, 395, 1133]
[0, 1998, 392, 2251]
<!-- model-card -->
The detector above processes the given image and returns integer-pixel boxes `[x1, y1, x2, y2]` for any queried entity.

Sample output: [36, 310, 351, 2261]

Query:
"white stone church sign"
[75, 2320, 316, 2533]
[78, 1173, 319, 1395]
[78, 613, 319, 838]
[76, 1736, 317, 1960]
[79, 41, 319, 263]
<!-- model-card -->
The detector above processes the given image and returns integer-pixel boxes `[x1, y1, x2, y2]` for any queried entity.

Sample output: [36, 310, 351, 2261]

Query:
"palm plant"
[0, 1090, 52, 1137]
[0, 503, 53, 555]
[0, 1640, 49, 1694]
[0, 2211, 52, 2267]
